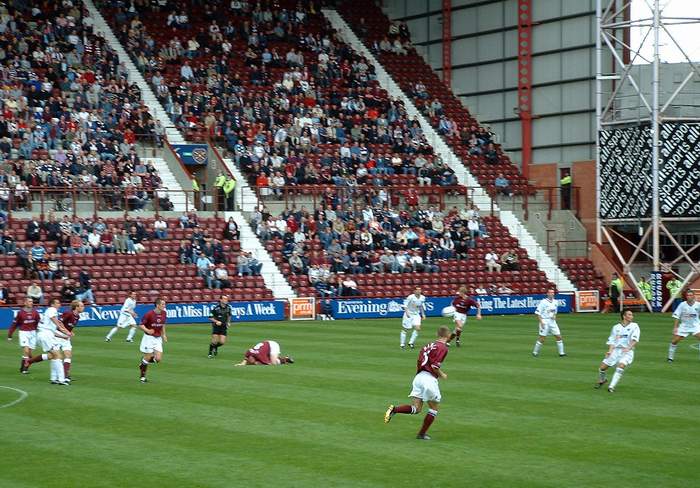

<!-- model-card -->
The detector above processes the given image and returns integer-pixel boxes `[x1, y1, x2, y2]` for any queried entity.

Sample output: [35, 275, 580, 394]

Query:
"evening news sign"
[330, 294, 574, 319]
[0, 301, 285, 329]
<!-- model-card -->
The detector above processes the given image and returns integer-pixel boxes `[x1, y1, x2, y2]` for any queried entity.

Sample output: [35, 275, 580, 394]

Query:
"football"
[441, 306, 456, 317]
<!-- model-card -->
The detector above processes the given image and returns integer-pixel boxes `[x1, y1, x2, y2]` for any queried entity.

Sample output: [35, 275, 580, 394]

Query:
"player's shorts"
[538, 320, 561, 336]
[18, 330, 37, 349]
[139, 334, 163, 354]
[409, 371, 442, 403]
[54, 337, 72, 352]
[211, 324, 228, 336]
[402, 313, 422, 329]
[603, 348, 634, 367]
[37, 330, 59, 353]
[117, 314, 137, 328]
[453, 312, 467, 325]
[268, 340, 280, 357]
[675, 323, 700, 338]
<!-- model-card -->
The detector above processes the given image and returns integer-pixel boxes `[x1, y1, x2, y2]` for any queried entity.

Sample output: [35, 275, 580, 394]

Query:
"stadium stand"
[0, 1, 174, 212]
[558, 258, 606, 294]
[336, 0, 534, 196]
[0, 214, 272, 305]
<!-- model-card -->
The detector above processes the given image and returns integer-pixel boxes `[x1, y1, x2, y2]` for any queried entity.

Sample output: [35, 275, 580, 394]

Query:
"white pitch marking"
[0, 386, 29, 409]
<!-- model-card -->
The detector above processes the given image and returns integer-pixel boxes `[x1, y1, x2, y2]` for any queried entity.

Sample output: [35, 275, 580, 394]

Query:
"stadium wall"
[382, 0, 612, 169]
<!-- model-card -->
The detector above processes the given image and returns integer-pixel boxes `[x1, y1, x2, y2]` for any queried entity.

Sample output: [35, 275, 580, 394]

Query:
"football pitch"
[1, 313, 698, 488]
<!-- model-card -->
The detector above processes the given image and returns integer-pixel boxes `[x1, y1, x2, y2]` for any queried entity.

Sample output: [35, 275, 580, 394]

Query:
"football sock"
[209, 343, 215, 355]
[455, 329, 462, 340]
[29, 353, 48, 364]
[400, 330, 407, 346]
[610, 367, 624, 389]
[21, 356, 28, 368]
[49, 359, 58, 381]
[668, 343, 677, 360]
[126, 327, 137, 341]
[106, 327, 119, 340]
[393, 405, 417, 415]
[556, 340, 565, 355]
[63, 358, 72, 377]
[598, 369, 607, 382]
[448, 332, 456, 342]
[51, 359, 65, 382]
[418, 409, 438, 436]
[409, 330, 419, 345]
[533, 341, 543, 356]
[139, 359, 149, 376]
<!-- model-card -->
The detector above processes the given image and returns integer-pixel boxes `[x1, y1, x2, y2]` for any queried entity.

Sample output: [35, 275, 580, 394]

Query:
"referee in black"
[209, 295, 232, 358]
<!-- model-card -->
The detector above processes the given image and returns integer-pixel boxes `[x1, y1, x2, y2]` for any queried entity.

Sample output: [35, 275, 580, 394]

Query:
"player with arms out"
[235, 340, 294, 366]
[23, 298, 72, 384]
[55, 300, 84, 382]
[595, 308, 640, 393]
[208, 294, 231, 358]
[105, 291, 138, 342]
[449, 286, 481, 347]
[8, 298, 41, 373]
[384, 325, 451, 440]
[401, 286, 426, 350]
[138, 298, 168, 383]
[532, 288, 566, 357]
[667, 289, 700, 362]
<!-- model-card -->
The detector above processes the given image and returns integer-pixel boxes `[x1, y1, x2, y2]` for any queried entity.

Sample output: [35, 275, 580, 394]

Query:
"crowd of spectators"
[0, 1, 172, 213]
[253, 198, 492, 297]
[105, 0, 459, 196]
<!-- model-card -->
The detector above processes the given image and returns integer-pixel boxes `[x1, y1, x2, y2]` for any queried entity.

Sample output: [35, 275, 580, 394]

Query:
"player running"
[595, 308, 640, 393]
[384, 325, 451, 440]
[105, 291, 138, 342]
[55, 300, 84, 383]
[8, 298, 40, 373]
[401, 286, 426, 350]
[208, 295, 231, 358]
[448, 286, 481, 347]
[532, 288, 566, 357]
[138, 298, 168, 383]
[667, 289, 700, 363]
[235, 340, 294, 366]
[23, 298, 72, 384]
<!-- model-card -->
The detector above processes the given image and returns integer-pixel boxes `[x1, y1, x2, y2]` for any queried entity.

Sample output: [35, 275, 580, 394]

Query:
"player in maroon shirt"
[235, 340, 294, 366]
[57, 300, 84, 381]
[138, 298, 168, 383]
[449, 285, 482, 347]
[8, 298, 41, 372]
[384, 326, 451, 440]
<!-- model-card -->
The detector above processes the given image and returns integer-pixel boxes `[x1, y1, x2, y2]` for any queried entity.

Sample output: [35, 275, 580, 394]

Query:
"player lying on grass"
[384, 325, 451, 440]
[235, 340, 294, 366]
[595, 308, 640, 393]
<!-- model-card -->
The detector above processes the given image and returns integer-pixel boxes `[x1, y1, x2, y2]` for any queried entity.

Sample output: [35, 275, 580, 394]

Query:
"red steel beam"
[517, 0, 533, 179]
[442, 0, 452, 88]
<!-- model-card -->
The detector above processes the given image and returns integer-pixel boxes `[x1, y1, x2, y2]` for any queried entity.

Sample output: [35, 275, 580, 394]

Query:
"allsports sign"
[0, 301, 285, 329]
[330, 294, 574, 320]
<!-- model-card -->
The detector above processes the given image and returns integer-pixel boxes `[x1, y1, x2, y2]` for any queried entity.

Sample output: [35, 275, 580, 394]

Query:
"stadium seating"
[336, 1, 533, 196]
[558, 258, 606, 294]
[0, 216, 272, 305]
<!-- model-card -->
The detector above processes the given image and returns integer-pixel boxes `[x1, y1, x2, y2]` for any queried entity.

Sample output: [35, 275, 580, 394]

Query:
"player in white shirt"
[595, 309, 640, 392]
[667, 289, 700, 362]
[401, 287, 426, 349]
[105, 291, 139, 342]
[34, 298, 72, 385]
[532, 288, 566, 357]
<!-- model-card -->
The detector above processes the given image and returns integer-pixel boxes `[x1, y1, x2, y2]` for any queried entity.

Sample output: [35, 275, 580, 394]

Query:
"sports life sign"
[599, 123, 700, 219]
[172, 144, 209, 165]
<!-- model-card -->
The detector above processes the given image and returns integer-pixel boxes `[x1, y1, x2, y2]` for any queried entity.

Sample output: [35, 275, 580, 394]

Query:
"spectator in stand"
[60, 279, 79, 304]
[30, 242, 47, 264]
[0, 229, 16, 255]
[214, 263, 232, 289]
[484, 143, 499, 164]
[178, 240, 193, 264]
[26, 219, 41, 242]
[237, 251, 251, 277]
[223, 217, 240, 240]
[485, 250, 501, 273]
[338, 274, 360, 297]
[76, 270, 95, 304]
[249, 254, 263, 276]
[153, 217, 168, 239]
[501, 249, 520, 271]
[87, 228, 101, 254]
[290, 252, 305, 275]
[0, 283, 9, 305]
[497, 283, 515, 294]
[26, 282, 44, 305]
[495, 173, 512, 197]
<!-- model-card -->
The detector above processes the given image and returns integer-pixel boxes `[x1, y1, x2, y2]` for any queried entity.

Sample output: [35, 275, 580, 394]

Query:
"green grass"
[1, 313, 698, 488]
